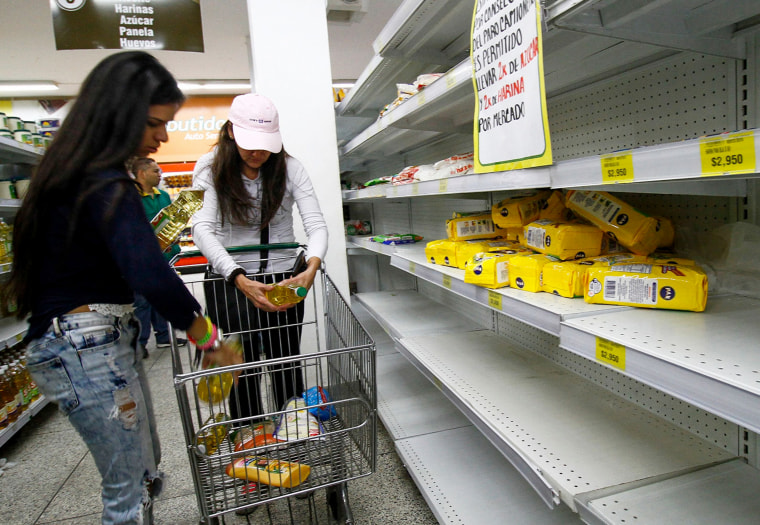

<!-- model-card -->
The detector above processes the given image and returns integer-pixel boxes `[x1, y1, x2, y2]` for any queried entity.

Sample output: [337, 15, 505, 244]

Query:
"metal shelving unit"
[340, 0, 760, 521]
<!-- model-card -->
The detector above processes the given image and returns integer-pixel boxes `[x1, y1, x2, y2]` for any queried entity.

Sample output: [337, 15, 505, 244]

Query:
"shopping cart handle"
[170, 243, 302, 267]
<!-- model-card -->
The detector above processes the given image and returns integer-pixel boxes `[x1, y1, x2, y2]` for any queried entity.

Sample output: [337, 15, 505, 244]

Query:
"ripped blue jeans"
[26, 311, 163, 525]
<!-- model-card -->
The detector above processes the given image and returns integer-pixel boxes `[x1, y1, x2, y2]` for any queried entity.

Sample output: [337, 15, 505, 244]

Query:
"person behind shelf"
[191, 92, 328, 424]
[4, 51, 242, 525]
[132, 156, 187, 358]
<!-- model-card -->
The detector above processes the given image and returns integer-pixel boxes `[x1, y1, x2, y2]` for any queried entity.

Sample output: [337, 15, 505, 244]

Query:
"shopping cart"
[168, 244, 376, 524]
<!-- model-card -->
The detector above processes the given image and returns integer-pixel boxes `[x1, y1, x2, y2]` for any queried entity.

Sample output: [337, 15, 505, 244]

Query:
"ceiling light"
[177, 81, 252, 93]
[0, 82, 59, 93]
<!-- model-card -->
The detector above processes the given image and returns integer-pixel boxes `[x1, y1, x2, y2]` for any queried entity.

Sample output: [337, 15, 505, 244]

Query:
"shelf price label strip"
[700, 131, 756, 177]
[595, 337, 626, 370]
[600, 151, 634, 183]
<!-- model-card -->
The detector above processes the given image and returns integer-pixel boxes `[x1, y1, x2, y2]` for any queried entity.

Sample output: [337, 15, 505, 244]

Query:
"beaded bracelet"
[188, 315, 221, 352]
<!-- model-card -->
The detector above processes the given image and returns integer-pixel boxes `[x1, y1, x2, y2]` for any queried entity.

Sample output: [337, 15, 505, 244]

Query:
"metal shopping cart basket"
[168, 244, 376, 524]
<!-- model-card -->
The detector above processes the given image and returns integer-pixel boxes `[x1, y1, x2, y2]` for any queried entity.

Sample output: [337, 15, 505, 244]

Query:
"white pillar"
[246, 0, 349, 297]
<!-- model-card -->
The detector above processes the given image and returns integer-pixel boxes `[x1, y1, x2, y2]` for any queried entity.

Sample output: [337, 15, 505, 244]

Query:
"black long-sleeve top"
[26, 168, 200, 342]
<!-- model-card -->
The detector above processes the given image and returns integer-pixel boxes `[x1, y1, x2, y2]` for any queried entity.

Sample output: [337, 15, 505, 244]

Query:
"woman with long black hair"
[6, 51, 241, 524]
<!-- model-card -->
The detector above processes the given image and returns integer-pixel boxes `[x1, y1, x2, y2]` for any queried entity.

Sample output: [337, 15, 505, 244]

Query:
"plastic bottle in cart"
[150, 189, 204, 252]
[197, 368, 233, 404]
[266, 284, 308, 306]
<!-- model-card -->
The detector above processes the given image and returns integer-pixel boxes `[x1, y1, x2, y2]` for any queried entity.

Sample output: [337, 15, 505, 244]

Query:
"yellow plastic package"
[539, 190, 572, 222]
[647, 253, 695, 266]
[654, 216, 675, 248]
[565, 190, 660, 255]
[542, 259, 608, 298]
[425, 239, 458, 267]
[509, 253, 560, 293]
[504, 227, 524, 243]
[583, 263, 708, 312]
[456, 239, 516, 270]
[491, 191, 551, 229]
[446, 211, 506, 241]
[225, 456, 311, 488]
[523, 220, 604, 261]
[463, 247, 534, 288]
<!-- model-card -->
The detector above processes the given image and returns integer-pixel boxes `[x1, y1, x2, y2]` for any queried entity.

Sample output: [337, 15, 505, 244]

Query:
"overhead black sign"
[51, 0, 204, 52]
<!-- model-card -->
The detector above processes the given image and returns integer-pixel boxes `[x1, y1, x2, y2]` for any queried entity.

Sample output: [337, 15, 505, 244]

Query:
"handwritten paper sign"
[471, 0, 552, 172]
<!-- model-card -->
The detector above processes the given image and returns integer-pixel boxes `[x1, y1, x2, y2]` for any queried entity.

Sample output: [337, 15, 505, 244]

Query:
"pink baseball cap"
[228, 93, 283, 153]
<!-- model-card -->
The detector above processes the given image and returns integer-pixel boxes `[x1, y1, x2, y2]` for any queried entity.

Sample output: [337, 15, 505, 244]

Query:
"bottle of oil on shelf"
[9, 360, 29, 412]
[0, 366, 19, 423]
[150, 189, 204, 252]
[19, 355, 39, 403]
[0, 367, 12, 429]
[266, 284, 308, 306]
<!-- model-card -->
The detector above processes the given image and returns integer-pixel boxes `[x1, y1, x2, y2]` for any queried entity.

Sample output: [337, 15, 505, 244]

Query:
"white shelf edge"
[559, 294, 760, 434]
[397, 330, 735, 512]
[390, 245, 626, 336]
[0, 395, 49, 449]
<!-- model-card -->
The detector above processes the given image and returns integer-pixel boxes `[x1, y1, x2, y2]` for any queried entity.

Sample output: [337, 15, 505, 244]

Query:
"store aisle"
[0, 342, 437, 525]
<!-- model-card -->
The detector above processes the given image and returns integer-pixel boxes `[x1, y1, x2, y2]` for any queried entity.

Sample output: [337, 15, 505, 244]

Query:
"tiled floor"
[0, 342, 438, 525]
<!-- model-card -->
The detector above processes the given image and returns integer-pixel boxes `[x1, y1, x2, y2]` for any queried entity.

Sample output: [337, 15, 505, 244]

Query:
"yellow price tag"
[392, 186, 399, 197]
[596, 338, 626, 370]
[417, 92, 426, 106]
[700, 131, 756, 176]
[409, 261, 416, 273]
[443, 275, 452, 289]
[412, 184, 419, 195]
[433, 376, 443, 390]
[487, 291, 502, 309]
[15, 333, 23, 342]
[601, 151, 634, 183]
[438, 178, 448, 193]
[446, 72, 457, 89]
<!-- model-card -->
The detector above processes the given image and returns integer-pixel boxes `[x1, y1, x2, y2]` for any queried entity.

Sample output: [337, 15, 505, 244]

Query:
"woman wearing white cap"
[191, 93, 328, 429]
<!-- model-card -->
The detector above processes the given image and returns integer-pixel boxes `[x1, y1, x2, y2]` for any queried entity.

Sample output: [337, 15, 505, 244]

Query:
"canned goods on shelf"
[13, 129, 32, 145]
[0, 113, 7, 129]
[0, 129, 12, 139]
[6, 116, 23, 131]
[23, 121, 37, 134]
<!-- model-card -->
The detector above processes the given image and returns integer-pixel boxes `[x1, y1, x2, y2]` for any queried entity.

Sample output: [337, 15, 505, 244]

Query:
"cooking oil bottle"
[266, 284, 308, 306]
[197, 368, 233, 405]
[0, 367, 12, 429]
[150, 189, 204, 252]
[8, 360, 28, 413]
[0, 366, 19, 423]
[196, 413, 231, 455]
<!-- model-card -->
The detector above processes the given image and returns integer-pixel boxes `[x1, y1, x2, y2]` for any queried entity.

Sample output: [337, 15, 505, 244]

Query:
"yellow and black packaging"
[542, 259, 608, 298]
[457, 239, 516, 270]
[539, 190, 572, 222]
[565, 190, 660, 255]
[464, 247, 534, 288]
[654, 216, 675, 248]
[425, 239, 459, 267]
[491, 191, 552, 229]
[446, 211, 506, 241]
[583, 263, 708, 312]
[523, 220, 604, 261]
[509, 253, 560, 293]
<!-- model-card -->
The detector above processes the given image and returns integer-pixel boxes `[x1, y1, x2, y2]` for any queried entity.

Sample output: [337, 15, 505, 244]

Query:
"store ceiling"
[0, 0, 404, 99]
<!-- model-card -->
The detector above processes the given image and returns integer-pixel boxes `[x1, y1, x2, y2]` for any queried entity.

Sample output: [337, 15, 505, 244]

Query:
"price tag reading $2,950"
[596, 338, 626, 370]
[488, 291, 502, 310]
[700, 131, 756, 176]
[601, 151, 634, 183]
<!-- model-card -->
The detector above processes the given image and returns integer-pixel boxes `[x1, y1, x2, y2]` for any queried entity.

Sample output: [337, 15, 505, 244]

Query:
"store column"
[245, 0, 349, 296]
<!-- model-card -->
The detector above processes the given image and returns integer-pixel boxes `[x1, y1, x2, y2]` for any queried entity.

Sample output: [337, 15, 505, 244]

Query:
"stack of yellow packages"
[463, 245, 534, 288]
[425, 211, 509, 268]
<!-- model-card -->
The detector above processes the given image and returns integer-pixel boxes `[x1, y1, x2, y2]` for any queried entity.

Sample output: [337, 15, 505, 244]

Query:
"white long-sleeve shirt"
[191, 151, 328, 278]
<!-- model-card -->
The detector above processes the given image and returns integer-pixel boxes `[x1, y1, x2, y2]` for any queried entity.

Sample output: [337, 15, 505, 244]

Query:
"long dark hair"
[211, 121, 288, 228]
[7, 51, 185, 319]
